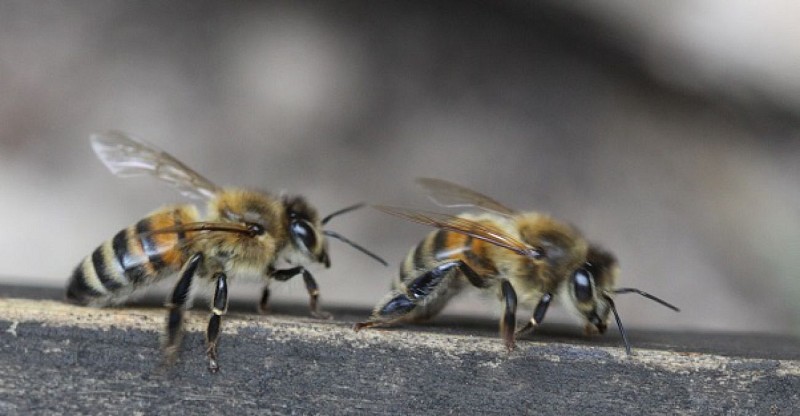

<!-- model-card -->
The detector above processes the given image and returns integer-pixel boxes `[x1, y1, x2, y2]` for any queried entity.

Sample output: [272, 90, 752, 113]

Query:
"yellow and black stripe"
[66, 206, 197, 305]
[400, 228, 497, 282]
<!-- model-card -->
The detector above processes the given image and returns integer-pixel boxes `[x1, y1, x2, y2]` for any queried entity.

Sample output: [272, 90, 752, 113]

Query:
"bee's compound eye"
[291, 220, 317, 251]
[572, 268, 593, 302]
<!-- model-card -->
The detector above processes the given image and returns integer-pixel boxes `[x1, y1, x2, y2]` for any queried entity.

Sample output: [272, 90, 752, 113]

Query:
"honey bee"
[354, 178, 678, 354]
[66, 130, 386, 372]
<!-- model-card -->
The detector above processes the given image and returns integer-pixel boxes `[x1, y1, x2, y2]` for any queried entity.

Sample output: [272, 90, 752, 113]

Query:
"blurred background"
[1, 0, 798, 336]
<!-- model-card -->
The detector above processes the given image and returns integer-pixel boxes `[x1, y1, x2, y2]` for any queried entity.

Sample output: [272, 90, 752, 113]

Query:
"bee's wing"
[144, 222, 255, 253]
[374, 205, 541, 259]
[415, 177, 516, 216]
[91, 130, 219, 200]
[143, 221, 252, 237]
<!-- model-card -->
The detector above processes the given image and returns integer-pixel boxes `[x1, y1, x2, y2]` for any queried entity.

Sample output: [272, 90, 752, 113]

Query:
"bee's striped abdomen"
[66, 205, 199, 306]
[399, 227, 497, 283]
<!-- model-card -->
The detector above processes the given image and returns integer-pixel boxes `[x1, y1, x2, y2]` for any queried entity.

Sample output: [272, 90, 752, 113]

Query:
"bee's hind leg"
[205, 271, 228, 373]
[353, 292, 417, 331]
[354, 260, 484, 331]
[163, 252, 203, 365]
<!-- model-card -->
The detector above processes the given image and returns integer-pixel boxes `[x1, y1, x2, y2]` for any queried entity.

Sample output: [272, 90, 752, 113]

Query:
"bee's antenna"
[322, 203, 365, 225]
[602, 288, 678, 355]
[613, 288, 680, 312]
[603, 295, 632, 355]
[323, 230, 388, 266]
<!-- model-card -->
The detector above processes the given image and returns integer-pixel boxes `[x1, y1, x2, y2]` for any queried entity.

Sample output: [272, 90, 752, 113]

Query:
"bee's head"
[566, 246, 620, 334]
[283, 197, 387, 269]
[283, 196, 330, 267]
[565, 245, 679, 354]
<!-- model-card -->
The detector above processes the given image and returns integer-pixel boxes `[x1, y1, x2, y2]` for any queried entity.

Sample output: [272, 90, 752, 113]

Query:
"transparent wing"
[416, 177, 516, 216]
[90, 130, 219, 200]
[374, 205, 542, 259]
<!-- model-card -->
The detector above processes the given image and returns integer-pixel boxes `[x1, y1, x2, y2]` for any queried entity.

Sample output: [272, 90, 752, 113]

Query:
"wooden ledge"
[0, 294, 798, 414]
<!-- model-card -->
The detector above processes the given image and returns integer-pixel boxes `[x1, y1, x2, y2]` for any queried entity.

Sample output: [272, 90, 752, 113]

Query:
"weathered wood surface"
[0, 287, 798, 415]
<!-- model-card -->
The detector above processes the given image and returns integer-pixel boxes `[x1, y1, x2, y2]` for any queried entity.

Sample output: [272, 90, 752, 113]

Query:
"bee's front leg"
[259, 266, 302, 314]
[266, 266, 331, 319]
[300, 269, 332, 319]
[258, 286, 271, 314]
[206, 271, 228, 373]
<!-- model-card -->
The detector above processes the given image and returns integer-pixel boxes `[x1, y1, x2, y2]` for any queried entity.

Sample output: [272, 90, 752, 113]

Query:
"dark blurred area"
[1, 1, 798, 335]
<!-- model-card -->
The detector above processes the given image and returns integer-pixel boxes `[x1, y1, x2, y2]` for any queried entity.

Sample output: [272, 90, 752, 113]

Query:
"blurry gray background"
[1, 1, 798, 336]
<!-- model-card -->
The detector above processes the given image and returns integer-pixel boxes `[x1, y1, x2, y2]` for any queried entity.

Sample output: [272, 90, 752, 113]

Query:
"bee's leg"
[500, 280, 518, 352]
[451, 261, 521, 351]
[453, 260, 491, 289]
[516, 293, 552, 337]
[300, 269, 332, 320]
[258, 286, 271, 314]
[270, 266, 304, 281]
[353, 292, 416, 331]
[257, 266, 295, 313]
[206, 271, 228, 373]
[258, 266, 301, 313]
[163, 252, 203, 365]
[355, 260, 483, 331]
[267, 266, 330, 319]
